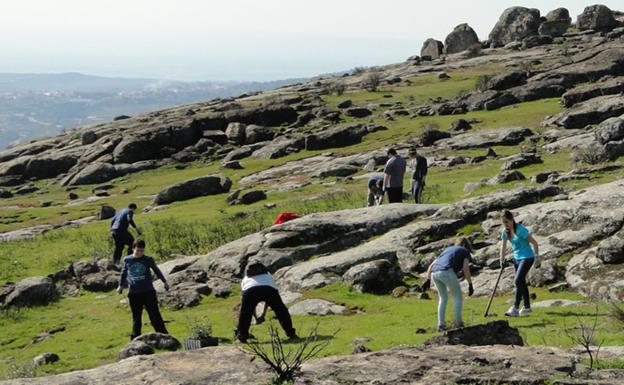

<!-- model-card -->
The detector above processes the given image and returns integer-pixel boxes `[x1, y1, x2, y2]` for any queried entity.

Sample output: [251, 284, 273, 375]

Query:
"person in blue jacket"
[111, 203, 142, 264]
[117, 239, 170, 339]
[500, 210, 540, 317]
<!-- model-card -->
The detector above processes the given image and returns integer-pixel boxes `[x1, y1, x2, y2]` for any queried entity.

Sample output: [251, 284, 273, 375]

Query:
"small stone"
[68, 192, 79, 200]
[391, 286, 408, 298]
[41, 200, 53, 207]
[415, 328, 427, 334]
[419, 292, 431, 300]
[32, 352, 60, 366]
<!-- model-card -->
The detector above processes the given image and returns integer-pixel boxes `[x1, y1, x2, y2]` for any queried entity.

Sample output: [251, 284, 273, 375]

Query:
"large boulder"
[2, 276, 58, 308]
[595, 115, 624, 144]
[305, 125, 369, 150]
[486, 71, 527, 91]
[153, 175, 232, 205]
[562, 77, 624, 108]
[435, 127, 533, 150]
[546, 94, 624, 129]
[345, 107, 372, 118]
[98, 205, 116, 220]
[251, 137, 305, 159]
[24, 153, 78, 179]
[244, 125, 273, 144]
[576, 4, 618, 32]
[501, 153, 542, 170]
[538, 8, 571, 37]
[342, 259, 403, 294]
[420, 38, 444, 59]
[113, 124, 201, 164]
[489, 7, 541, 47]
[225, 122, 247, 144]
[444, 24, 479, 54]
[66, 162, 118, 185]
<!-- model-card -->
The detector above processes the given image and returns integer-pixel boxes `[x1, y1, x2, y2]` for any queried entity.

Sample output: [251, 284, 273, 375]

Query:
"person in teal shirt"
[500, 210, 540, 317]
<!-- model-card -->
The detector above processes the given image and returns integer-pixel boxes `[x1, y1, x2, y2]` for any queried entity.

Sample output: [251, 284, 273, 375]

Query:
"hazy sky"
[0, 1, 622, 81]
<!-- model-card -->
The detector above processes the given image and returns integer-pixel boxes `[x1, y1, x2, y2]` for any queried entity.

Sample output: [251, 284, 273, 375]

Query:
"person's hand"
[256, 314, 265, 324]
[163, 282, 170, 291]
[499, 257, 506, 268]
[422, 279, 431, 292]
[136, 227, 142, 235]
[468, 282, 474, 297]
[116, 286, 123, 295]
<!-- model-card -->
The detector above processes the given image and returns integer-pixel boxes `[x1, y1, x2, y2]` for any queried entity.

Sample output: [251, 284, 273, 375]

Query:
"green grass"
[1, 284, 622, 379]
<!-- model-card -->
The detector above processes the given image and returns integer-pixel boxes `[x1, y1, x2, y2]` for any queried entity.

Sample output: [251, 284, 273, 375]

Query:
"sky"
[0, 1, 622, 82]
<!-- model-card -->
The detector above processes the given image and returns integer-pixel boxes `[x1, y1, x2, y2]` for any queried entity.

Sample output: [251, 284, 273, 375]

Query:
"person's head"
[409, 148, 418, 157]
[501, 210, 517, 236]
[387, 148, 397, 157]
[245, 260, 268, 277]
[128, 203, 137, 212]
[132, 239, 146, 257]
[454, 236, 472, 251]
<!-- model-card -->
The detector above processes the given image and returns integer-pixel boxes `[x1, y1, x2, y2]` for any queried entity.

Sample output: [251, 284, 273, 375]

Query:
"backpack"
[273, 212, 301, 225]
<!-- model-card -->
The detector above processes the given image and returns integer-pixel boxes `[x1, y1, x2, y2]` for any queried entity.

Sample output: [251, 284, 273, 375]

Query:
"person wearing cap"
[383, 148, 407, 203]
[235, 260, 297, 343]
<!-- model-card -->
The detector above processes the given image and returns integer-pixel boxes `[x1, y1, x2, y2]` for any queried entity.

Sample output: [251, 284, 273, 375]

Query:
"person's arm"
[382, 174, 389, 191]
[422, 262, 433, 291]
[150, 258, 169, 290]
[117, 260, 128, 294]
[528, 234, 539, 258]
[463, 258, 474, 296]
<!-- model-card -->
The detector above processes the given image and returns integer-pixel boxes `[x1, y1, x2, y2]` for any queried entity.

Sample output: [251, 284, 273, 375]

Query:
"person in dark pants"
[383, 148, 406, 203]
[367, 175, 384, 206]
[499, 210, 540, 317]
[235, 260, 297, 343]
[409, 149, 428, 204]
[111, 203, 141, 264]
[117, 239, 170, 340]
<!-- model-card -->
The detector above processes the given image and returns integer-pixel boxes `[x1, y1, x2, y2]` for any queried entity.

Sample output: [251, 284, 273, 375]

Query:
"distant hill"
[0, 72, 306, 148]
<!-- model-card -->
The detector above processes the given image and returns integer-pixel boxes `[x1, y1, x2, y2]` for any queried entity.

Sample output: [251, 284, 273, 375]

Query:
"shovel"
[483, 264, 505, 318]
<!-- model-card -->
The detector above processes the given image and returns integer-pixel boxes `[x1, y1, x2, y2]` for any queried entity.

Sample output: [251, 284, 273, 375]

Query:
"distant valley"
[0, 72, 305, 148]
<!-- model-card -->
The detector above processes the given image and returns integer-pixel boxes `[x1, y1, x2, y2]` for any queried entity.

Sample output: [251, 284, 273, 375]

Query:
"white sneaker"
[519, 307, 532, 315]
[505, 306, 519, 317]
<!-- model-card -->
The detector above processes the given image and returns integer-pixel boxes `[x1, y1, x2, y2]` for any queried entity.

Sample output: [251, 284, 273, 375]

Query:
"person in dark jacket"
[235, 260, 297, 343]
[409, 149, 428, 204]
[111, 203, 141, 264]
[117, 239, 169, 340]
[367, 175, 384, 206]
[423, 237, 474, 332]
[383, 148, 407, 203]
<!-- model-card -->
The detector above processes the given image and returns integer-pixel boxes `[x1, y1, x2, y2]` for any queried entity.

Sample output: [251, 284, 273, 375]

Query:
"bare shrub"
[246, 322, 338, 384]
[466, 43, 482, 58]
[474, 74, 493, 92]
[564, 305, 605, 371]
[363, 71, 382, 92]
[570, 144, 608, 166]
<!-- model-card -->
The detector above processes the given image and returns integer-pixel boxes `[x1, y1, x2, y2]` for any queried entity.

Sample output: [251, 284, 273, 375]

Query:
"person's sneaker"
[505, 306, 519, 317]
[451, 322, 465, 329]
[519, 307, 532, 315]
[437, 325, 447, 332]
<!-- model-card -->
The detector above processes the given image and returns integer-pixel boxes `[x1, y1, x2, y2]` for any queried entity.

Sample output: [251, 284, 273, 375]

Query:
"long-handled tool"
[483, 264, 505, 317]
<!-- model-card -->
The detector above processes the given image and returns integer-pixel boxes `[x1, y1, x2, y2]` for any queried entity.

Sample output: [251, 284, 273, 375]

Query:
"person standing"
[117, 239, 170, 340]
[367, 175, 384, 207]
[235, 260, 297, 343]
[423, 237, 474, 331]
[111, 203, 141, 264]
[500, 210, 540, 317]
[383, 148, 406, 203]
[409, 149, 428, 204]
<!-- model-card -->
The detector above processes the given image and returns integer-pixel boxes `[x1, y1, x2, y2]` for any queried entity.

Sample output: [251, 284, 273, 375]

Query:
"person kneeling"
[235, 260, 297, 343]
[423, 237, 474, 332]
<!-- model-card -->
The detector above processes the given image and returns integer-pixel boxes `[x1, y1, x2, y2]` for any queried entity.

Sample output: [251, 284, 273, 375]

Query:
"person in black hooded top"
[235, 260, 297, 342]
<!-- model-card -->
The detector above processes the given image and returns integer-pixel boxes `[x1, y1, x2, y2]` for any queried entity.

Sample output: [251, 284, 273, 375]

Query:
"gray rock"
[0, 188, 13, 198]
[224, 122, 247, 144]
[435, 127, 534, 150]
[488, 170, 526, 184]
[577, 4, 618, 32]
[546, 94, 624, 129]
[345, 107, 372, 118]
[305, 125, 370, 150]
[15, 184, 39, 195]
[489, 7, 541, 47]
[133, 332, 181, 351]
[595, 115, 624, 144]
[425, 321, 524, 346]
[444, 23, 479, 54]
[343, 259, 403, 294]
[67, 162, 117, 185]
[81, 131, 97, 145]
[289, 299, 347, 316]
[449, 119, 471, 132]
[337, 99, 353, 109]
[531, 299, 583, 308]
[153, 175, 232, 205]
[118, 341, 154, 360]
[251, 137, 304, 159]
[32, 352, 60, 366]
[501, 153, 542, 170]
[486, 71, 527, 91]
[244, 125, 273, 144]
[596, 229, 624, 264]
[420, 39, 444, 59]
[3, 276, 58, 308]
[313, 164, 360, 178]
[222, 160, 243, 169]
[538, 8, 571, 37]
[562, 77, 624, 108]
[239, 190, 266, 205]
[201, 130, 228, 145]
[98, 205, 116, 220]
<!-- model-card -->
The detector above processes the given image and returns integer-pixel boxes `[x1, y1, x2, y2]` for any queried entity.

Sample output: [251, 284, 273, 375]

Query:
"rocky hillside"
[2, 4, 624, 383]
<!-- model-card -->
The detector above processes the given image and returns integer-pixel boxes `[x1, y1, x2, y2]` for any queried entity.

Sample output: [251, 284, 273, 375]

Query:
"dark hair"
[454, 236, 472, 251]
[133, 239, 146, 249]
[502, 210, 517, 238]
[387, 148, 397, 156]
[245, 260, 268, 277]
[129, 203, 138, 210]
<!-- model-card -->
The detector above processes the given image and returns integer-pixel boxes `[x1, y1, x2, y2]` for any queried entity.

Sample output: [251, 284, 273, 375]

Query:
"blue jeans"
[513, 258, 534, 308]
[411, 179, 424, 203]
[432, 269, 463, 328]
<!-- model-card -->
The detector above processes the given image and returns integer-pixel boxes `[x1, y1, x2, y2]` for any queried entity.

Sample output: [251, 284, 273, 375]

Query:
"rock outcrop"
[153, 175, 232, 205]
[420, 38, 444, 59]
[489, 7, 541, 47]
[443, 24, 479, 54]
[577, 4, 618, 32]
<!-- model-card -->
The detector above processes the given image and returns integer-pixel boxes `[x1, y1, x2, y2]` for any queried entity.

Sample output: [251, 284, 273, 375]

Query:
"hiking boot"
[451, 322, 464, 329]
[437, 325, 447, 332]
[505, 306, 519, 317]
[519, 307, 532, 315]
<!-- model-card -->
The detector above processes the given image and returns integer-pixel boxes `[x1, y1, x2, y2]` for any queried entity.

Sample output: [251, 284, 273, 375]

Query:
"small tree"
[246, 322, 338, 384]
[474, 74, 493, 92]
[363, 71, 381, 92]
[331, 82, 346, 96]
[570, 144, 608, 166]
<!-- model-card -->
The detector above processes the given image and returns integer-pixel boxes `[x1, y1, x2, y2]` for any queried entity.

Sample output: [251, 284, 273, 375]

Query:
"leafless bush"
[246, 322, 338, 384]
[363, 71, 382, 92]
[474, 74, 493, 92]
[570, 144, 608, 166]
[564, 305, 605, 371]
[610, 303, 624, 326]
[330, 82, 346, 96]
[352, 66, 367, 75]
[467, 43, 482, 58]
